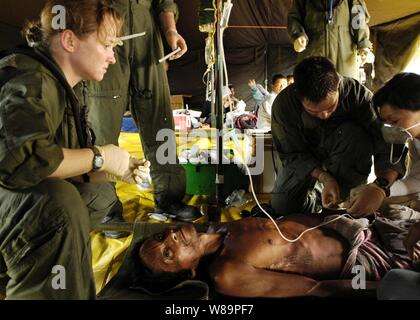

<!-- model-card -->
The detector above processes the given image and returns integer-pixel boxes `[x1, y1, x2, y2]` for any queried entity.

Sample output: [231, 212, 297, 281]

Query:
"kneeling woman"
[374, 72, 420, 299]
[0, 0, 149, 299]
[375, 73, 420, 221]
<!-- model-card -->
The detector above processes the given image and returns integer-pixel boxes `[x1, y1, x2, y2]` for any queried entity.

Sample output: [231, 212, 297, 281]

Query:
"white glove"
[130, 158, 151, 184]
[346, 183, 385, 218]
[358, 48, 375, 66]
[293, 36, 307, 53]
[96, 144, 130, 177]
[349, 184, 368, 198]
[89, 157, 151, 185]
[387, 204, 420, 221]
[319, 172, 341, 208]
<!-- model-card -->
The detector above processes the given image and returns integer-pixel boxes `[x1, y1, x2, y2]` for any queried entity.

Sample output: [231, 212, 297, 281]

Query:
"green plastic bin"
[182, 163, 249, 199]
[183, 163, 216, 195]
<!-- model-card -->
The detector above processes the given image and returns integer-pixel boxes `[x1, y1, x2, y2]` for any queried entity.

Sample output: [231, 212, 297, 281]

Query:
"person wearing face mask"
[0, 0, 151, 299]
[374, 73, 420, 218]
[270, 56, 404, 217]
[374, 72, 420, 300]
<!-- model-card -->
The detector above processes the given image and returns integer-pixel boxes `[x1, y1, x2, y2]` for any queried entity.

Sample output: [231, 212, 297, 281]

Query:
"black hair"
[272, 73, 286, 85]
[131, 239, 193, 294]
[293, 56, 340, 103]
[373, 73, 420, 111]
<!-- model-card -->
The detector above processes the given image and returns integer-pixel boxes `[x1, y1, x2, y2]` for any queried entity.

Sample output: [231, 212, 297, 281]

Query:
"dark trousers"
[85, 0, 185, 209]
[271, 122, 374, 215]
[378, 269, 420, 300]
[0, 179, 118, 299]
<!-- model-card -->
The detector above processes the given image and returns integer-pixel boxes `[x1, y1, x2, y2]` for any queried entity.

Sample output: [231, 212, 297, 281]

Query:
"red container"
[173, 114, 192, 130]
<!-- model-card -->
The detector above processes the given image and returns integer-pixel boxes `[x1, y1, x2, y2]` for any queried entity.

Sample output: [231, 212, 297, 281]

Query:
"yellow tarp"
[91, 132, 271, 294]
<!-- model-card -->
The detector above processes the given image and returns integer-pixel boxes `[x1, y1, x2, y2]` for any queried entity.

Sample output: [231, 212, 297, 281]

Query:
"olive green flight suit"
[86, 0, 185, 209]
[271, 77, 405, 216]
[0, 49, 118, 299]
[288, 0, 371, 79]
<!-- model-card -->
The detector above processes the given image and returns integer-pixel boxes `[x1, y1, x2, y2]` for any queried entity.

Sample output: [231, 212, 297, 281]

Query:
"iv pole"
[206, 0, 223, 221]
[200, 0, 233, 221]
[208, 0, 234, 221]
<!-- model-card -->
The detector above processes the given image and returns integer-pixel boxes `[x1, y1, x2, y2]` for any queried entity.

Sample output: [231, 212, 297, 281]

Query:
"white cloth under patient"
[390, 139, 420, 197]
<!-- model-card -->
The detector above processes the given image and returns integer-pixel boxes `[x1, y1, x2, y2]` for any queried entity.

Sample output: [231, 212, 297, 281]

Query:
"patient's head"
[139, 224, 203, 275]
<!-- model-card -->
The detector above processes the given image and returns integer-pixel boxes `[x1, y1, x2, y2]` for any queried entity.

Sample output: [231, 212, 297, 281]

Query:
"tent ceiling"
[0, 0, 418, 29]
[367, 0, 419, 26]
[0, 0, 417, 106]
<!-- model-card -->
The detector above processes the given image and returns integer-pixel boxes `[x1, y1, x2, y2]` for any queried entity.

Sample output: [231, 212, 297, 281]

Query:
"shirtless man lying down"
[137, 215, 419, 298]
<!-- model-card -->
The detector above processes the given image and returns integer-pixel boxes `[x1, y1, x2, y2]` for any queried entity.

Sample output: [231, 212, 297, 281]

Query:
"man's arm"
[346, 80, 403, 216]
[287, 0, 308, 43]
[256, 84, 270, 98]
[271, 92, 320, 182]
[159, 11, 187, 59]
[211, 259, 376, 298]
[248, 80, 268, 105]
[350, 0, 371, 50]
[348, 79, 404, 181]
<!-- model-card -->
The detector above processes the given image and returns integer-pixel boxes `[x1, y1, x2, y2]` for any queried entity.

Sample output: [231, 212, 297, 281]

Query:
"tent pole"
[208, 0, 224, 222]
[210, 65, 216, 128]
[264, 44, 268, 90]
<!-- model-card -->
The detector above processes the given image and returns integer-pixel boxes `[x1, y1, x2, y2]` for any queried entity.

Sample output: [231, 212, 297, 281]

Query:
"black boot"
[155, 202, 201, 222]
[100, 201, 131, 239]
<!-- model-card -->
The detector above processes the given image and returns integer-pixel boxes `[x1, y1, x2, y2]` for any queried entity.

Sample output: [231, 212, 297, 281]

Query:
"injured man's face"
[139, 224, 203, 274]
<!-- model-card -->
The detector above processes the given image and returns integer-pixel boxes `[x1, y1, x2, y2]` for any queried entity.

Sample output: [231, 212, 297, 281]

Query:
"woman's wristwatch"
[91, 146, 104, 172]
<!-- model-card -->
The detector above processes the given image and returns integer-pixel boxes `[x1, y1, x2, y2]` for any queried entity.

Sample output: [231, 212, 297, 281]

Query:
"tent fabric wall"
[372, 13, 420, 90]
[169, 0, 419, 109]
[0, 23, 22, 50]
[170, 0, 295, 109]
[0, 0, 418, 108]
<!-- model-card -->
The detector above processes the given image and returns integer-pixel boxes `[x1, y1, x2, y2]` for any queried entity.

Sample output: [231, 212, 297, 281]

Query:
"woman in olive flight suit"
[0, 0, 150, 299]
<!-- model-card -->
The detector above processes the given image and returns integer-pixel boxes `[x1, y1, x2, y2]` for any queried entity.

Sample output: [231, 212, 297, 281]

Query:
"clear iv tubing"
[238, 142, 373, 243]
[243, 163, 359, 242]
[215, 0, 368, 242]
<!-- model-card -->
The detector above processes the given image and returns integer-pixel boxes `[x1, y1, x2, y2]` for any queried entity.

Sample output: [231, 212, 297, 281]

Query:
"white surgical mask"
[381, 122, 420, 164]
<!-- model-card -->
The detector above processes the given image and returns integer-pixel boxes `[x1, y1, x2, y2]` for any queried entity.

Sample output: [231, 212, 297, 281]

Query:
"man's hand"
[358, 47, 374, 66]
[319, 172, 341, 208]
[293, 36, 307, 53]
[404, 222, 420, 261]
[346, 183, 385, 217]
[248, 79, 256, 87]
[164, 29, 187, 60]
